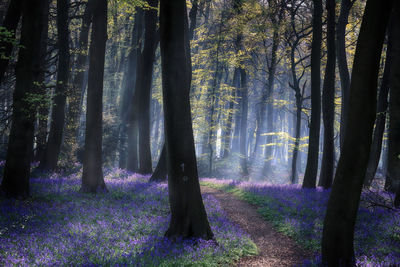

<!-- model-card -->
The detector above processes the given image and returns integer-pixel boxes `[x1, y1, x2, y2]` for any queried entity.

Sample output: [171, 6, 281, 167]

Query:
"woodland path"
[201, 186, 311, 267]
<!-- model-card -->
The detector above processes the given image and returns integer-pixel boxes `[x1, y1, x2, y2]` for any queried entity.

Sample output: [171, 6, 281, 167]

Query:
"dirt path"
[201, 186, 311, 267]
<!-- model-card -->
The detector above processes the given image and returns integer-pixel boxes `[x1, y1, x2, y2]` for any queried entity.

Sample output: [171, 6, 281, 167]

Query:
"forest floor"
[201, 186, 311, 266]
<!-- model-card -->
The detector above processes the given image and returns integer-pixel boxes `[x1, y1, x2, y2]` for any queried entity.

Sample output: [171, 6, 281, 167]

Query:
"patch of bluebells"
[0, 169, 256, 266]
[201, 178, 400, 266]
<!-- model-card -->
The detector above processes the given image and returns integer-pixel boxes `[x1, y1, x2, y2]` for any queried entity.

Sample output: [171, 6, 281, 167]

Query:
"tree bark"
[321, 1, 393, 265]
[319, 0, 336, 189]
[64, 1, 92, 162]
[0, 0, 22, 84]
[81, 0, 108, 193]
[38, 0, 70, 172]
[1, 0, 45, 198]
[302, 0, 322, 188]
[137, 0, 159, 174]
[385, 4, 400, 193]
[364, 26, 392, 186]
[160, 0, 213, 239]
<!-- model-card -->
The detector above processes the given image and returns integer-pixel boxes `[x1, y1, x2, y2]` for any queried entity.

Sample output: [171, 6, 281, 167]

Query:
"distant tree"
[0, 0, 22, 84]
[81, 0, 108, 193]
[119, 9, 144, 169]
[321, 0, 393, 265]
[318, 0, 336, 189]
[302, 0, 322, 189]
[0, 0, 46, 198]
[385, 3, 400, 194]
[38, 0, 70, 172]
[160, 0, 213, 239]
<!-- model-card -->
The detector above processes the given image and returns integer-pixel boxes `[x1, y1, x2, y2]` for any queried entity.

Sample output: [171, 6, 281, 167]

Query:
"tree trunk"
[0, 0, 22, 84]
[385, 5, 400, 193]
[321, 1, 393, 265]
[188, 0, 198, 40]
[364, 27, 392, 186]
[119, 9, 144, 170]
[291, 101, 301, 184]
[239, 68, 248, 175]
[303, 0, 322, 188]
[1, 0, 45, 198]
[81, 0, 108, 193]
[34, 0, 50, 162]
[38, 0, 70, 172]
[150, 144, 167, 182]
[319, 0, 336, 189]
[160, 0, 213, 239]
[64, 1, 92, 162]
[137, 0, 159, 174]
[337, 0, 354, 150]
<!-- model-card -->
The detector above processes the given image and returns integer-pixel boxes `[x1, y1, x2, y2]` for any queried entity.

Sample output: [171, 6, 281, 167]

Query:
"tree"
[385, 3, 400, 194]
[64, 1, 92, 162]
[0, 0, 22, 84]
[302, 0, 322, 188]
[337, 0, 355, 149]
[364, 25, 392, 186]
[321, 0, 393, 265]
[38, 0, 70, 172]
[318, 0, 336, 189]
[150, 144, 167, 182]
[160, 0, 213, 239]
[81, 0, 108, 193]
[0, 0, 46, 198]
[137, 0, 159, 174]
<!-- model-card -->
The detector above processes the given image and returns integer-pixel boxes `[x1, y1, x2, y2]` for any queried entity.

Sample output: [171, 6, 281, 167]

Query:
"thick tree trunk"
[364, 28, 392, 186]
[150, 144, 167, 182]
[319, 0, 336, 189]
[303, 0, 322, 188]
[64, 1, 92, 162]
[385, 5, 400, 193]
[0, 0, 22, 84]
[38, 0, 70, 172]
[160, 0, 213, 239]
[81, 0, 108, 193]
[337, 0, 354, 150]
[1, 0, 45, 198]
[137, 0, 159, 174]
[321, 1, 393, 265]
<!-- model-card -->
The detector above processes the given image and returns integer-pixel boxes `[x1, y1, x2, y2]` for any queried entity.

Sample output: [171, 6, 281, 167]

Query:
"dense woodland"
[0, 0, 399, 266]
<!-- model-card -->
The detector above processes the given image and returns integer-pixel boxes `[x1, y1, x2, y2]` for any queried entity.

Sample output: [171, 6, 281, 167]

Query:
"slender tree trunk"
[137, 0, 159, 174]
[303, 0, 322, 188]
[385, 5, 400, 193]
[291, 101, 301, 184]
[319, 0, 336, 189]
[34, 0, 50, 162]
[321, 1, 393, 264]
[239, 68, 248, 175]
[160, 0, 213, 239]
[337, 0, 354, 150]
[364, 28, 392, 186]
[1, 0, 45, 198]
[64, 1, 92, 162]
[81, 0, 108, 193]
[0, 0, 22, 84]
[38, 0, 70, 172]
[120, 9, 144, 169]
